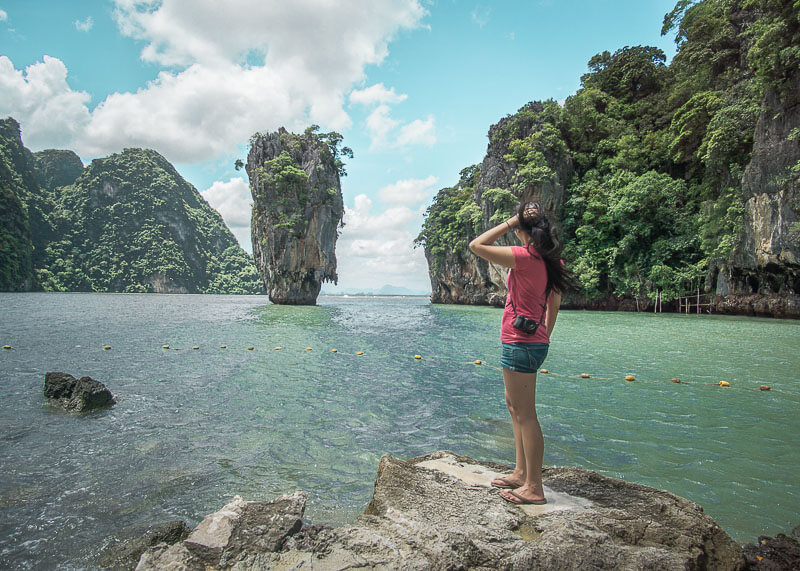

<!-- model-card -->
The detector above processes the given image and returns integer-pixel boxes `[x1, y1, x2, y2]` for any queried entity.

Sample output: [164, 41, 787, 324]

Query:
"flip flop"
[490, 477, 517, 489]
[501, 490, 547, 505]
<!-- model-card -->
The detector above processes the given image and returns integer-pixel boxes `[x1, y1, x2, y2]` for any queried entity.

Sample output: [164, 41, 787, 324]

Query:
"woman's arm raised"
[468, 216, 518, 269]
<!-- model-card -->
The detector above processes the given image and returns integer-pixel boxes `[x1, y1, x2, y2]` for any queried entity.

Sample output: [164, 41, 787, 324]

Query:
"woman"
[468, 201, 573, 505]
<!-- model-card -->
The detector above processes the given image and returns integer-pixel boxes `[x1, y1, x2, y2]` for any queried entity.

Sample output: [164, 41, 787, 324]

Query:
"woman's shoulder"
[512, 245, 542, 260]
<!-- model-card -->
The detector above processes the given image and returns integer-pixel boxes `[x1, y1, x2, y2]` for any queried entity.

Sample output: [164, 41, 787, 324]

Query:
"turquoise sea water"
[0, 293, 798, 568]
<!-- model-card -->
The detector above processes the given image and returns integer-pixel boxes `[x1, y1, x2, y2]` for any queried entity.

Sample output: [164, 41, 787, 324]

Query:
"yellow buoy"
[625, 375, 635, 381]
[220, 345, 227, 349]
[3, 345, 12, 350]
[75, 345, 81, 348]
[192, 346, 199, 350]
[671, 378, 681, 383]
[306, 347, 312, 351]
[760, 385, 771, 391]
[247, 347, 254, 351]
[414, 354, 422, 360]
[581, 373, 590, 379]
[356, 351, 364, 355]
[162, 345, 170, 349]
[540, 369, 549, 374]
[474, 359, 482, 365]
[331, 349, 337, 353]
[103, 345, 111, 350]
[719, 380, 730, 387]
[274, 347, 282, 350]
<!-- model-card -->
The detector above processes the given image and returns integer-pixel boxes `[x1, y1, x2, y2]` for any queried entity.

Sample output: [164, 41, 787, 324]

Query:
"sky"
[0, 0, 679, 293]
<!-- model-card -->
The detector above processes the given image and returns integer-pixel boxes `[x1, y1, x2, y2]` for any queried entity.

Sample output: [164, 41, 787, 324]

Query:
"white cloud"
[201, 176, 253, 251]
[0, 0, 426, 162]
[0, 9, 7, 22]
[352, 83, 436, 150]
[364, 104, 401, 150]
[201, 176, 252, 227]
[471, 6, 491, 28]
[378, 175, 438, 206]
[396, 115, 436, 147]
[0, 55, 91, 149]
[74, 16, 93, 32]
[335, 193, 428, 288]
[350, 82, 407, 105]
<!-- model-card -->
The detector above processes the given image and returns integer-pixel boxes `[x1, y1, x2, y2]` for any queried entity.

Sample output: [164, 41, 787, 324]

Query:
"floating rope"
[4, 341, 792, 398]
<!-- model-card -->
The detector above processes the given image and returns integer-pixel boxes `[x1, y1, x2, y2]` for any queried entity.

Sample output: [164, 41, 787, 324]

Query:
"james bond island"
[246, 127, 348, 305]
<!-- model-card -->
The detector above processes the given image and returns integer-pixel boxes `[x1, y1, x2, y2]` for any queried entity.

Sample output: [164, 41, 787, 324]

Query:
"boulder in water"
[44, 372, 115, 412]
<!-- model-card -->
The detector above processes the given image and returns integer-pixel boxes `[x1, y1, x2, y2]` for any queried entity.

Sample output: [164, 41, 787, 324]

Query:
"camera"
[512, 314, 540, 335]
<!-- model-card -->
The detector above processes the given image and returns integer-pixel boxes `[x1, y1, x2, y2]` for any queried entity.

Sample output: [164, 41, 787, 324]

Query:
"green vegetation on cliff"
[0, 120, 262, 294]
[418, 0, 800, 303]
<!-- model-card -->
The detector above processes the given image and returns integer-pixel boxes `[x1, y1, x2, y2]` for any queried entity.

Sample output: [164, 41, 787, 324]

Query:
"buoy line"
[5, 341, 790, 397]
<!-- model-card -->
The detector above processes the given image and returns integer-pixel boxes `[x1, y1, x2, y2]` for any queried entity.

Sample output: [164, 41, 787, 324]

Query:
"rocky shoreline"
[122, 451, 752, 570]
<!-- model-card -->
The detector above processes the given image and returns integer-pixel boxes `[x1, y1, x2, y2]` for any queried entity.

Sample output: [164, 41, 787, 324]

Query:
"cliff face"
[246, 128, 344, 304]
[0, 118, 262, 294]
[419, 2, 800, 317]
[47, 148, 262, 293]
[0, 118, 49, 291]
[422, 102, 572, 307]
[32, 149, 84, 193]
[714, 69, 800, 317]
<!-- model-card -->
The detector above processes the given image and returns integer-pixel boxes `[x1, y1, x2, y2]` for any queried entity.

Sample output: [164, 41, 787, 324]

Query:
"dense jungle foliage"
[0, 119, 262, 293]
[417, 0, 800, 302]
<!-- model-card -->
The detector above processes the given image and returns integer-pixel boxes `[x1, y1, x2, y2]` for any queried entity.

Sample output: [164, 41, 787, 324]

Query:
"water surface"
[0, 293, 798, 568]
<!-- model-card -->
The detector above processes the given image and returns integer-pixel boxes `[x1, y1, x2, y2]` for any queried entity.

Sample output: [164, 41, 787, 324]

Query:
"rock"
[246, 128, 345, 305]
[32, 149, 84, 193]
[98, 520, 190, 569]
[422, 103, 573, 306]
[742, 524, 800, 570]
[136, 452, 744, 569]
[716, 66, 800, 318]
[43, 372, 115, 412]
[136, 492, 307, 570]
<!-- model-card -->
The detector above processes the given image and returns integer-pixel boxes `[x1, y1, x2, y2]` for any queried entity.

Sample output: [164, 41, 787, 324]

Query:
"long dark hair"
[516, 201, 577, 295]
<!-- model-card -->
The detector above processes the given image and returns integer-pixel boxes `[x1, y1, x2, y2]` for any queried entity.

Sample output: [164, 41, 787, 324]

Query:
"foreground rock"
[136, 451, 744, 569]
[99, 520, 190, 569]
[246, 127, 345, 305]
[743, 524, 800, 570]
[43, 372, 115, 412]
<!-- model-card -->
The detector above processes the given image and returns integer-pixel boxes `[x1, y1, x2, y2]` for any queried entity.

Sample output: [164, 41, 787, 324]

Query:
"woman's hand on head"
[506, 215, 520, 229]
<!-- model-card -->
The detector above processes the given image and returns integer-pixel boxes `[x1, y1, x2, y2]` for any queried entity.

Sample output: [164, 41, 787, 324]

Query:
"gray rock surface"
[98, 520, 190, 569]
[43, 372, 115, 412]
[135, 451, 744, 570]
[714, 67, 800, 318]
[426, 103, 573, 306]
[742, 524, 800, 570]
[246, 128, 344, 304]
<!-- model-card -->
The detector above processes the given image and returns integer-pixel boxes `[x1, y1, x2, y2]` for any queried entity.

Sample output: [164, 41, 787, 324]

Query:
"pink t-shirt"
[501, 246, 550, 344]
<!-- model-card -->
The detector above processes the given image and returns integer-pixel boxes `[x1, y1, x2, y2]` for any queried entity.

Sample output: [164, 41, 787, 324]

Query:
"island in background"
[416, 0, 799, 318]
[0, 117, 262, 294]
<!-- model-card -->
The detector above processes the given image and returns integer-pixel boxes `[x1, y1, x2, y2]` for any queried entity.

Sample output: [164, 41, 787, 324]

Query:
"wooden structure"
[653, 288, 714, 314]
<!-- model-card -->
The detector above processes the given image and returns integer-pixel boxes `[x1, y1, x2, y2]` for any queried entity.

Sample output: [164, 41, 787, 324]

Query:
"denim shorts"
[500, 342, 549, 374]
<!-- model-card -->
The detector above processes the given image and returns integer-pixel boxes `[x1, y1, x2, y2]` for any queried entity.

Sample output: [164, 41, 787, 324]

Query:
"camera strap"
[508, 282, 550, 326]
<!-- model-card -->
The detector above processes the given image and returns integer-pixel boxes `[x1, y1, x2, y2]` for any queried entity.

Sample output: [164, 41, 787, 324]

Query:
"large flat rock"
[135, 451, 745, 569]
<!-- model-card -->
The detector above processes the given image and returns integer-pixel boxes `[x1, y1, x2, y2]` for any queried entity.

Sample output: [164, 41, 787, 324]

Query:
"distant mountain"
[0, 117, 263, 294]
[320, 284, 430, 296]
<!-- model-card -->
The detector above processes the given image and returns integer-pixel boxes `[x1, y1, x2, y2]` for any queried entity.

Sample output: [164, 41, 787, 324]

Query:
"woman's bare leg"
[491, 375, 527, 487]
[500, 368, 545, 502]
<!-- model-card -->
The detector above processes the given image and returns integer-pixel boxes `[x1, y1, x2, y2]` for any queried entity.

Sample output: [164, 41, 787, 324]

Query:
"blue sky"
[1, 1, 679, 292]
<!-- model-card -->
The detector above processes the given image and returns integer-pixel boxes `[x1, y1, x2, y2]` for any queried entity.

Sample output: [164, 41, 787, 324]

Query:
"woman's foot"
[500, 485, 546, 505]
[491, 473, 524, 489]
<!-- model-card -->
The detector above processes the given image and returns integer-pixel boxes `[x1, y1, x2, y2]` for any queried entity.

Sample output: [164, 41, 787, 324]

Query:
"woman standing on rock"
[469, 201, 574, 505]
